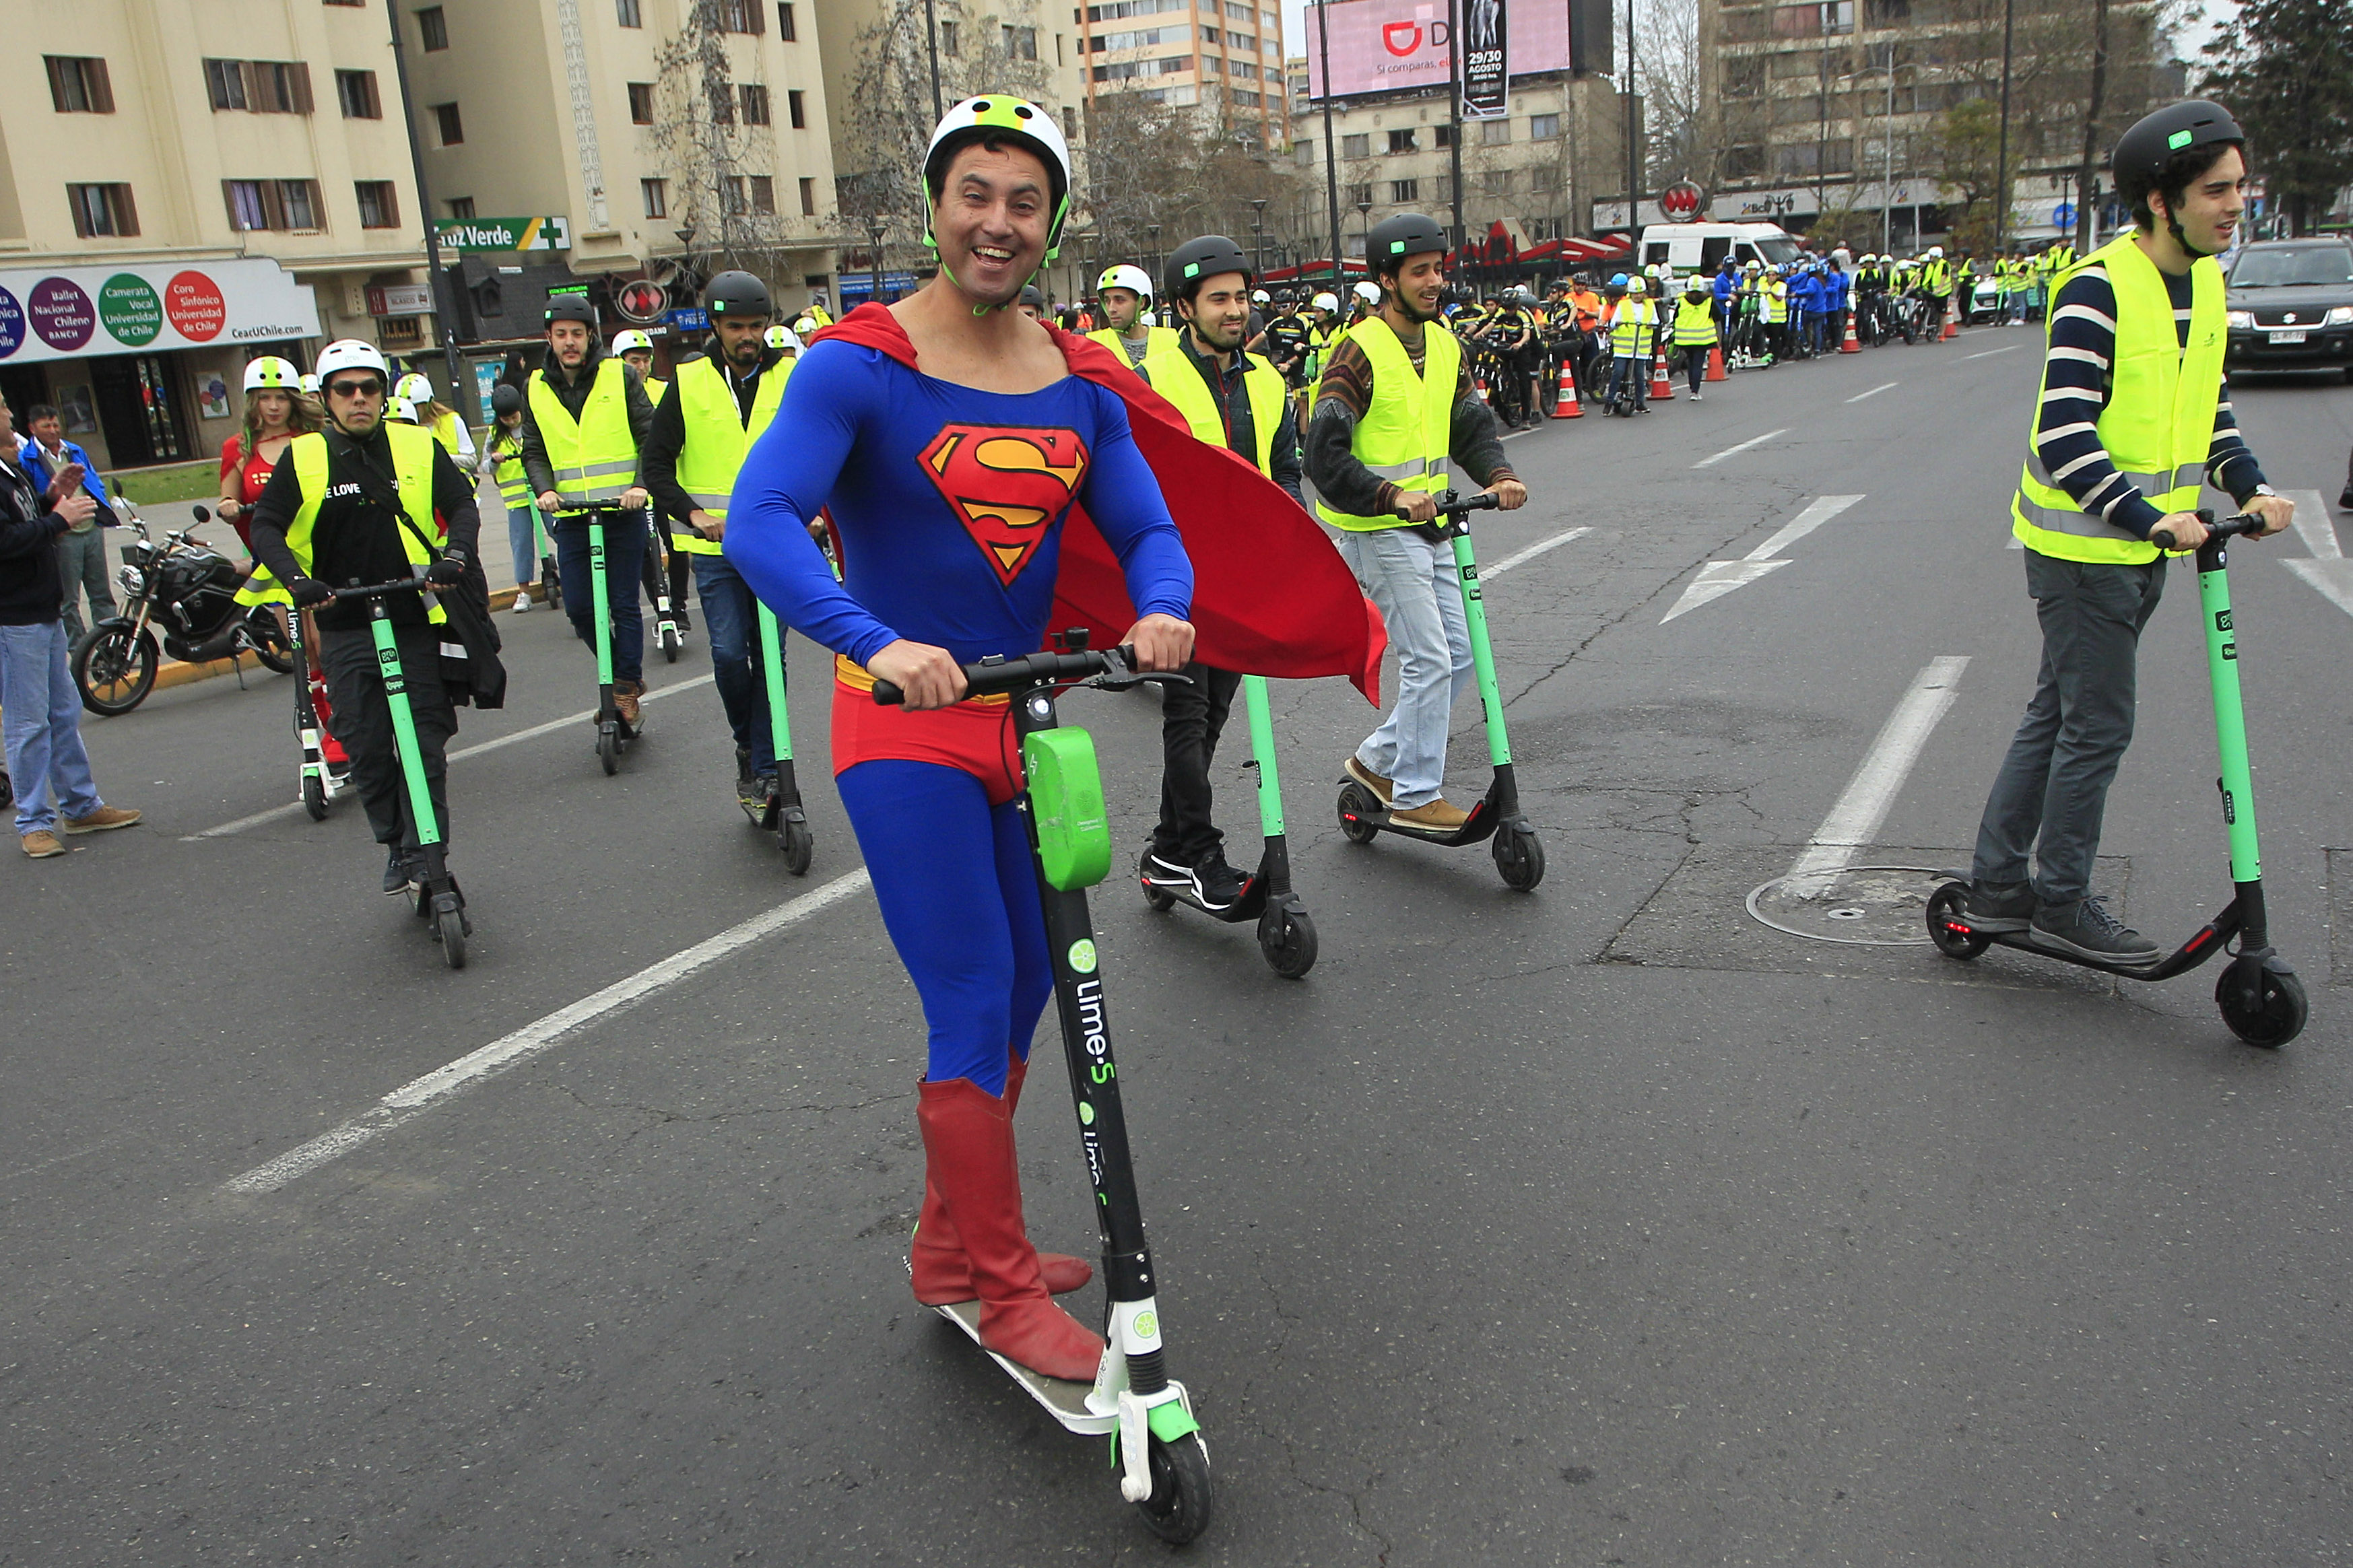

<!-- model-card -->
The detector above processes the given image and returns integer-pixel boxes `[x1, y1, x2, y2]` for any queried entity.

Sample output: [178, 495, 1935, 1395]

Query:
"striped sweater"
[2034, 259, 2266, 542]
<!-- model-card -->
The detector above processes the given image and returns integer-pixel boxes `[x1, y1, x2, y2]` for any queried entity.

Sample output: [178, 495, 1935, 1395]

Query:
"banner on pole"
[1460, 0, 1507, 118]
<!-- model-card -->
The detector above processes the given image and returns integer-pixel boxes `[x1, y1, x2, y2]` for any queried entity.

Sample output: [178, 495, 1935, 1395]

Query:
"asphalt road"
[5, 336, 2352, 1567]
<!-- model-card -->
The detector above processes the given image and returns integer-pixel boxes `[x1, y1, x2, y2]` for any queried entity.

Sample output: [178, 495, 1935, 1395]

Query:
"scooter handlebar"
[870, 644, 1140, 706]
[2150, 510, 2260, 553]
[1399, 489, 1503, 522]
[330, 578, 432, 602]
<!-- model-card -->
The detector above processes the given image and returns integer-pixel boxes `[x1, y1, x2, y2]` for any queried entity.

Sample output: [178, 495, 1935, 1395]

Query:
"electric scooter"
[873, 635, 1214, 1544]
[1926, 512, 2308, 1047]
[644, 521, 685, 664]
[333, 578, 471, 969]
[748, 603, 814, 874]
[1337, 491, 1546, 891]
[586, 512, 642, 775]
[286, 603, 352, 822]
[1137, 673, 1317, 977]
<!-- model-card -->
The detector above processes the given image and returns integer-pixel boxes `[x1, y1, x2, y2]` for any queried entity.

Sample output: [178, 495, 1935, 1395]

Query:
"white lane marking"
[1484, 526, 1592, 578]
[222, 867, 875, 1196]
[1962, 345, 2019, 360]
[1692, 428, 1789, 469]
[1785, 656, 1970, 897]
[1845, 381, 1900, 404]
[2279, 489, 2353, 619]
[185, 674, 719, 839]
[1661, 497, 1863, 623]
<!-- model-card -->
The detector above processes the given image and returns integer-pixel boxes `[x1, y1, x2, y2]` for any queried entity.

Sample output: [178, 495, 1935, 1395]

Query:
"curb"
[150, 584, 541, 694]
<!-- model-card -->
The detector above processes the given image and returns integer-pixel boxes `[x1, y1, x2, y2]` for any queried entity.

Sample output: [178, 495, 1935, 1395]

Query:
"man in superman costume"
[727, 96, 1382, 1384]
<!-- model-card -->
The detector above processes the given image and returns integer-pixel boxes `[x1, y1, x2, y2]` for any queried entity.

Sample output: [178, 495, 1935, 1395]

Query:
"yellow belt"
[833, 652, 1012, 706]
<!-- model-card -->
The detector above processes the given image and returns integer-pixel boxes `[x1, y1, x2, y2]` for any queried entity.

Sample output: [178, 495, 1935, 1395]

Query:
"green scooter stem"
[366, 601, 442, 849]
[756, 603, 793, 764]
[1241, 674, 1283, 839]
[1449, 531, 1513, 769]
[2197, 555, 2260, 887]
[589, 517, 614, 692]
[527, 498, 550, 577]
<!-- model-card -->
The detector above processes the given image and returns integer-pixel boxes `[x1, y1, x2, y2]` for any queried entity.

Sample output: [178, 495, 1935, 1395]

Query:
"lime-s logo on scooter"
[1074, 975, 1115, 1082]
[917, 424, 1091, 588]
[1067, 938, 1098, 974]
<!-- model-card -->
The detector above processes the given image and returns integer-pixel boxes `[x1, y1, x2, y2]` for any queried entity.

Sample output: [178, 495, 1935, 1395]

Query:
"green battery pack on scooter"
[1022, 727, 1111, 891]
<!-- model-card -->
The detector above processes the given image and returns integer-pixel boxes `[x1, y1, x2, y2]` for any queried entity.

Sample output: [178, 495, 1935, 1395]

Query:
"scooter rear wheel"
[1494, 827, 1545, 891]
[1337, 783, 1381, 844]
[1133, 1431, 1214, 1544]
[302, 774, 329, 822]
[1258, 906, 1318, 978]
[1924, 883, 1993, 959]
[436, 907, 468, 968]
[2216, 965, 2306, 1048]
[661, 629, 682, 664]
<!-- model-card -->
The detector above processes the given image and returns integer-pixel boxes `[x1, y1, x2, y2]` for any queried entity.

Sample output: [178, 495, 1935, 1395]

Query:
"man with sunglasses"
[244, 340, 482, 893]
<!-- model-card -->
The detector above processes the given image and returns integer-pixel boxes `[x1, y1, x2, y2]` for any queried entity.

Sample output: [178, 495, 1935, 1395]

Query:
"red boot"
[310, 676, 350, 768]
[915, 1077, 1104, 1382]
[911, 1053, 1093, 1303]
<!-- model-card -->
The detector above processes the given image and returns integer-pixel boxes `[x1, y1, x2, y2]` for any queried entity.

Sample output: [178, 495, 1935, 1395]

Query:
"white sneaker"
[512, 592, 533, 613]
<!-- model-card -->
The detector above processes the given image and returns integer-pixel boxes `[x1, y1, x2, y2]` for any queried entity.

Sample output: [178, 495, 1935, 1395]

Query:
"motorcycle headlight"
[2325, 306, 2353, 327]
[2226, 310, 2255, 329]
[117, 566, 145, 596]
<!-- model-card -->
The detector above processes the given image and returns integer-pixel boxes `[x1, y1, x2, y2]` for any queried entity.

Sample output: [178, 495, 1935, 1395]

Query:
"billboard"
[0, 257, 319, 366]
[1460, 0, 1508, 117]
[1305, 0, 1599, 100]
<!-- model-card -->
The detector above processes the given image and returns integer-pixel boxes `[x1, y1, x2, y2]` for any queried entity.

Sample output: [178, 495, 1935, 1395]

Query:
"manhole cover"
[1745, 864, 1955, 946]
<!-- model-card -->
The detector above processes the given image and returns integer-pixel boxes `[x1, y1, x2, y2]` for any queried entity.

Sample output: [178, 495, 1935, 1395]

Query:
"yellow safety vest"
[1671, 296, 1718, 347]
[234, 423, 447, 622]
[671, 355, 791, 555]
[1139, 337, 1285, 477]
[427, 409, 468, 458]
[487, 427, 532, 511]
[1610, 298, 1658, 356]
[2011, 235, 2224, 565]
[1088, 325, 1179, 367]
[1761, 283, 1786, 325]
[527, 359, 636, 510]
[642, 377, 668, 408]
[1314, 316, 1460, 533]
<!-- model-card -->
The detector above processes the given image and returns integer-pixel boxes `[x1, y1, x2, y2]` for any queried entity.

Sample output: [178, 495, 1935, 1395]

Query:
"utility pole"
[1316, 0, 1345, 289]
[1622, 0, 1639, 236]
[385, 0, 472, 421]
[2074, 0, 2109, 253]
[1993, 0, 2015, 255]
[923, 0, 944, 121]
[1449, 0, 1465, 257]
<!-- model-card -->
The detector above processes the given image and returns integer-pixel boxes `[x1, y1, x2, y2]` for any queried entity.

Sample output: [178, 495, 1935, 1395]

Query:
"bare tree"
[1634, 0, 1711, 189]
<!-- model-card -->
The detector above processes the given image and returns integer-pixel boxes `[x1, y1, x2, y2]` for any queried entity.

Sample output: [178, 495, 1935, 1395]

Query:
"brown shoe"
[62, 805, 140, 834]
[20, 830, 65, 858]
[613, 679, 644, 727]
[1387, 798, 1470, 834]
[1344, 756, 1394, 805]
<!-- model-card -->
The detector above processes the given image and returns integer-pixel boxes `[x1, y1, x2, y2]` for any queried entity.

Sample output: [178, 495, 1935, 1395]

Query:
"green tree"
[1931, 97, 2007, 254]
[2201, 0, 2353, 234]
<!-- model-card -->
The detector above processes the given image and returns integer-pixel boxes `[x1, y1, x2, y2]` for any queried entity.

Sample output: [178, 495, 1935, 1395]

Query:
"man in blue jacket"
[1712, 259, 1738, 341]
[17, 404, 117, 642]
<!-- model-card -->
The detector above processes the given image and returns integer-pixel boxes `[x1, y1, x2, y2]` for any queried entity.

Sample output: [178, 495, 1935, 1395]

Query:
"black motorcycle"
[73, 505, 292, 716]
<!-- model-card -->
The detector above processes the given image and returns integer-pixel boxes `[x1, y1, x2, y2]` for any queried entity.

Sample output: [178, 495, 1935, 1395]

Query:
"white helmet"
[393, 371, 435, 406]
[1251, 288, 1271, 304]
[1626, 275, 1647, 296]
[242, 356, 301, 393]
[611, 328, 655, 355]
[384, 395, 419, 425]
[1927, 245, 1944, 260]
[792, 314, 818, 337]
[1352, 279, 1381, 306]
[312, 339, 389, 386]
[300, 372, 321, 397]
[922, 96, 1073, 257]
[764, 323, 804, 354]
[1097, 264, 1154, 301]
[1311, 291, 1339, 313]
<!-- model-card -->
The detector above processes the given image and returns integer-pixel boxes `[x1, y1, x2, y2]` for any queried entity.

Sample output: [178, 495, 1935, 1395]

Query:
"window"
[628, 81, 655, 123]
[1480, 168, 1515, 194]
[225, 180, 269, 231]
[1087, 0, 1185, 18]
[356, 180, 399, 227]
[336, 68, 381, 117]
[778, 2, 797, 38]
[641, 177, 667, 217]
[204, 58, 248, 110]
[713, 0, 766, 32]
[416, 5, 447, 48]
[222, 179, 325, 231]
[1232, 33, 1255, 51]
[69, 184, 138, 238]
[1723, 144, 1766, 178]
[1263, 8, 1277, 24]
[1346, 182, 1373, 207]
[1003, 24, 1037, 59]
[710, 81, 734, 124]
[1386, 128, 1416, 153]
[1062, 106, 1077, 139]
[1225, 1, 1250, 16]
[741, 83, 770, 123]
[617, 0, 641, 23]
[1529, 111, 1559, 138]
[1200, 26, 1218, 42]
[1234, 87, 1259, 106]
[1479, 116, 1509, 143]
[1864, 0, 1908, 20]
[44, 57, 114, 114]
[1341, 133, 1368, 159]
[279, 178, 320, 228]
[1385, 178, 1415, 202]
[1094, 56, 1189, 80]
[798, 176, 816, 215]
[940, 20, 959, 55]
[1231, 59, 1256, 77]
[1295, 139, 1313, 166]
[1433, 123, 1453, 147]
[251, 61, 313, 112]
[722, 175, 747, 214]
[1096, 27, 1170, 49]
[432, 101, 463, 144]
[787, 88, 804, 127]
[1723, 58, 1763, 96]
[446, 196, 475, 219]
[750, 175, 776, 215]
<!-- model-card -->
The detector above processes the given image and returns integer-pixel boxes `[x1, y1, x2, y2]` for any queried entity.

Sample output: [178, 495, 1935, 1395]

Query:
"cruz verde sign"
[0, 258, 318, 364]
[432, 215, 572, 252]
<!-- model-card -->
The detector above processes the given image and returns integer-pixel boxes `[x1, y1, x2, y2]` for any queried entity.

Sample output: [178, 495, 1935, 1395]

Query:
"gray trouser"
[1336, 525, 1473, 810]
[1971, 549, 2164, 906]
[55, 528, 115, 643]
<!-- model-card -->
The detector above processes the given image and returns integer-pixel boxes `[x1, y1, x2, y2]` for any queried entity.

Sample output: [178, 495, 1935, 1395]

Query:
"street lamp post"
[1993, 0, 2016, 256]
[384, 0, 472, 421]
[1147, 224, 1161, 312]
[1356, 197, 1372, 285]
[1249, 198, 1269, 278]
[922, 0, 943, 121]
[868, 218, 887, 306]
[1315, 0, 1345, 294]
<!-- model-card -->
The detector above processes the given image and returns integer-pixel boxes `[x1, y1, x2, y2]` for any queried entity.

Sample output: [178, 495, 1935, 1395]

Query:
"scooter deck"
[931, 1301, 1117, 1434]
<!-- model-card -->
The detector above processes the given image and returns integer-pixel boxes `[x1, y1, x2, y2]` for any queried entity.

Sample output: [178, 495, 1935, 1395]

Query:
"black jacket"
[246, 424, 482, 632]
[517, 341, 654, 502]
[0, 450, 69, 627]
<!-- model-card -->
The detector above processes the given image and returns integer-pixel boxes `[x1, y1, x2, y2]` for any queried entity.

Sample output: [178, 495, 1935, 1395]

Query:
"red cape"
[813, 303, 1385, 703]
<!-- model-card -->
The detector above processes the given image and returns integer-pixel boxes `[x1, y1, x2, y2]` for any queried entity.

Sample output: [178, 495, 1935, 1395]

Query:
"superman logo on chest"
[918, 424, 1091, 588]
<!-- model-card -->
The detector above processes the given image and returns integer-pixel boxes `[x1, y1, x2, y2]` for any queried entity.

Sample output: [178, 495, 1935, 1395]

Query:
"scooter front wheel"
[778, 818, 813, 876]
[1924, 883, 1993, 959]
[661, 629, 682, 664]
[1133, 1431, 1214, 1544]
[302, 774, 329, 822]
[2217, 965, 2306, 1048]
[1494, 827, 1545, 891]
[1258, 906, 1318, 978]
[436, 907, 468, 969]
[597, 724, 620, 776]
[1337, 783, 1381, 844]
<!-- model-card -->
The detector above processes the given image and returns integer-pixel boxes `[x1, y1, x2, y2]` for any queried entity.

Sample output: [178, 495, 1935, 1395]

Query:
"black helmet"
[2113, 99, 2245, 191]
[544, 295, 597, 328]
[490, 382, 523, 416]
[1164, 234, 1252, 304]
[1366, 212, 1449, 277]
[1019, 283, 1045, 307]
[704, 269, 774, 318]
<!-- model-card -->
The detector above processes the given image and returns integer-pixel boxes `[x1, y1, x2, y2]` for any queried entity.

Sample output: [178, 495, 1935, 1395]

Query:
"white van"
[1638, 222, 1804, 275]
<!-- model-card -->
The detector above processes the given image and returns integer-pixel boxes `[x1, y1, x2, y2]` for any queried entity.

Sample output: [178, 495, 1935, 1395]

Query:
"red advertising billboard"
[1304, 0, 1569, 100]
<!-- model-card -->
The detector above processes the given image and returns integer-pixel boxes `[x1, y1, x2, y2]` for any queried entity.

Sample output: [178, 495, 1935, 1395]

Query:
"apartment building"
[0, 0, 426, 470]
[1080, 0, 1288, 151]
[403, 0, 842, 372]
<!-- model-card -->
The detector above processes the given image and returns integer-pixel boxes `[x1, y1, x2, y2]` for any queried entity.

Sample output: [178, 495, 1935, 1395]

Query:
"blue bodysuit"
[728, 335, 1193, 1094]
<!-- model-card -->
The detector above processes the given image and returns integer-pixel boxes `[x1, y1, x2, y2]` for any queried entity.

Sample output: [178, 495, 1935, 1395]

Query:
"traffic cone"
[1839, 311, 1861, 353]
[1705, 343, 1727, 382]
[1649, 344, 1676, 401]
[1554, 370, 1583, 418]
[1940, 302, 1958, 341]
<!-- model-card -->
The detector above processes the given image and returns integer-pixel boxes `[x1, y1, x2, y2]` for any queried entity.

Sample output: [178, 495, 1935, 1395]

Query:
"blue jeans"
[1335, 526, 1473, 810]
[503, 498, 542, 590]
[0, 619, 103, 836]
[1605, 354, 1647, 409]
[689, 551, 775, 772]
[553, 510, 645, 683]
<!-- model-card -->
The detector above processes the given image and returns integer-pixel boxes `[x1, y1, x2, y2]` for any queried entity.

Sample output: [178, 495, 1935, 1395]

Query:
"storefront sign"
[366, 282, 435, 318]
[667, 306, 710, 330]
[611, 279, 668, 324]
[433, 215, 572, 252]
[0, 258, 317, 364]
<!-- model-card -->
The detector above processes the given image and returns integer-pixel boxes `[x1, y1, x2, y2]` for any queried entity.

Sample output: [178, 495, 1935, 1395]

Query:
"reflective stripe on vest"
[528, 360, 636, 508]
[1671, 297, 1719, 346]
[489, 434, 533, 509]
[1610, 300, 1658, 356]
[1315, 316, 1460, 533]
[233, 424, 447, 621]
[1139, 338, 1284, 478]
[669, 355, 791, 555]
[2010, 235, 2224, 565]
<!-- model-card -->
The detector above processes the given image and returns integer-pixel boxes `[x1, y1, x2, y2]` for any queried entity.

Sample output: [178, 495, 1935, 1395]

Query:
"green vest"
[528, 358, 636, 510]
[1314, 316, 1461, 533]
[1140, 336, 1285, 477]
[1088, 324, 1179, 367]
[2010, 234, 2224, 565]
[234, 423, 446, 621]
[1671, 296, 1718, 347]
[669, 355, 791, 555]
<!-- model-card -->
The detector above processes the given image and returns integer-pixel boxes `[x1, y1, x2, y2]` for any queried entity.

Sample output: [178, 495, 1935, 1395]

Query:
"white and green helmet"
[921, 94, 1073, 259]
[393, 371, 435, 406]
[611, 329, 656, 355]
[242, 355, 302, 393]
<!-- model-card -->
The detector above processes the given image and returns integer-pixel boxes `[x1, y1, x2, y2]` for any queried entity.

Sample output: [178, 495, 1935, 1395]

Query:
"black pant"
[1154, 662, 1243, 864]
[321, 621, 457, 850]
